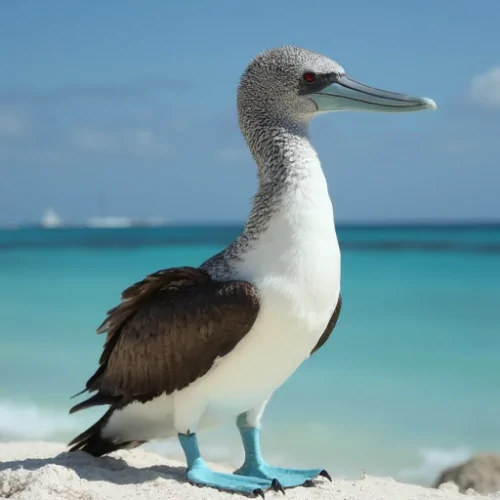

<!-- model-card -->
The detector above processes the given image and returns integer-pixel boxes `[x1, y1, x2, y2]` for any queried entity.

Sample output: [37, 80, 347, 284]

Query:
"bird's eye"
[303, 72, 316, 83]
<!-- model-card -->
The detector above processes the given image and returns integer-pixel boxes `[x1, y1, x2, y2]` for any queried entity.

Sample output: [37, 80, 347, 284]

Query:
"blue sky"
[1, 0, 499, 224]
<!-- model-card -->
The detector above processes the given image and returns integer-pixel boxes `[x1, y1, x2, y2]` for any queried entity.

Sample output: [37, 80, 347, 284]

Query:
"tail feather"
[70, 388, 87, 400]
[68, 407, 145, 457]
[69, 392, 117, 414]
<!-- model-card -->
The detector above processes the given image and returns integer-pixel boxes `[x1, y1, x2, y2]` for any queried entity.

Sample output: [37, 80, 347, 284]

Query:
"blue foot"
[235, 424, 332, 489]
[188, 458, 274, 497]
[235, 463, 330, 489]
[178, 433, 274, 497]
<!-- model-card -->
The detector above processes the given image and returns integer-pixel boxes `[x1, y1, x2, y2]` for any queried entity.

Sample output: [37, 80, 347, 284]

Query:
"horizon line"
[2, 220, 500, 230]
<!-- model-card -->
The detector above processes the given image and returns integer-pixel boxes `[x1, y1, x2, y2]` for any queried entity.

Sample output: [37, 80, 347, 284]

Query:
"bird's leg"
[234, 412, 332, 489]
[178, 432, 274, 497]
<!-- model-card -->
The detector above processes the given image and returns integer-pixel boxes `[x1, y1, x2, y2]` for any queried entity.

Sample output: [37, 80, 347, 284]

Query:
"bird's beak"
[310, 75, 437, 113]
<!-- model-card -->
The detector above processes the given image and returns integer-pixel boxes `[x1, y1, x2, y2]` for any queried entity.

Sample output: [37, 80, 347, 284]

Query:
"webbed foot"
[235, 422, 332, 490]
[188, 458, 274, 497]
[235, 463, 331, 488]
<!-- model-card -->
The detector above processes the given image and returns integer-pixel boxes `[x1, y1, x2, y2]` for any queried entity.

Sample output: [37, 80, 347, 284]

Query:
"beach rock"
[434, 454, 500, 494]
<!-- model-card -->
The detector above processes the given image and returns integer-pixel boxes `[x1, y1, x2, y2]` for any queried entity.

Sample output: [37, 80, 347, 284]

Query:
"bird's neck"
[239, 117, 333, 244]
[242, 115, 313, 184]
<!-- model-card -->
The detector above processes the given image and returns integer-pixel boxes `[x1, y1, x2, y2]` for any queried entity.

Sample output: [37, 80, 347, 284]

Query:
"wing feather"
[71, 266, 259, 412]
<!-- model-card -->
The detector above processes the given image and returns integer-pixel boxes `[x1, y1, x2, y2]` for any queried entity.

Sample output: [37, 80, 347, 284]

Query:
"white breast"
[170, 158, 341, 431]
[239, 163, 341, 346]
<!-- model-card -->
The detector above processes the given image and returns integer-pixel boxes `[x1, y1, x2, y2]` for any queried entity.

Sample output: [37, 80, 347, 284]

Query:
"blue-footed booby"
[68, 46, 436, 497]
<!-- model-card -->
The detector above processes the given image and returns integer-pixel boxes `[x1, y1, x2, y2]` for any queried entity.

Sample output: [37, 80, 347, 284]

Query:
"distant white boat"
[85, 216, 167, 228]
[40, 208, 63, 228]
[85, 216, 134, 228]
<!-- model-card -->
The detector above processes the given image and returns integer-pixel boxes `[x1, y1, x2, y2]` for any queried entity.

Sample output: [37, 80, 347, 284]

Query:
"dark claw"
[303, 480, 314, 487]
[319, 469, 332, 482]
[253, 488, 265, 498]
[271, 478, 285, 495]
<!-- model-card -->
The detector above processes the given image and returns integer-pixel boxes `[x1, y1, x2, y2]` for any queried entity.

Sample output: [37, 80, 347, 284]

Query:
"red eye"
[303, 72, 316, 83]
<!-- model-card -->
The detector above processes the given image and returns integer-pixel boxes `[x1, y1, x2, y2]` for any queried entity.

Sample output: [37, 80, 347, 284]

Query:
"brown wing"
[310, 294, 342, 355]
[71, 266, 259, 412]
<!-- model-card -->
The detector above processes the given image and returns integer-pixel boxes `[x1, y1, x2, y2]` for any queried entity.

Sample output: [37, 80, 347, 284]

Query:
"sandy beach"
[0, 441, 498, 500]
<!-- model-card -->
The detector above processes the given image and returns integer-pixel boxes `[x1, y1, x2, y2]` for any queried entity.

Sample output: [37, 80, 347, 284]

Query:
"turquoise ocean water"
[1, 225, 499, 485]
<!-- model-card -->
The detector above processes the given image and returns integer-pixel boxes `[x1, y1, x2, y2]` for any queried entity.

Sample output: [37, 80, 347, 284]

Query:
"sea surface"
[1, 225, 499, 485]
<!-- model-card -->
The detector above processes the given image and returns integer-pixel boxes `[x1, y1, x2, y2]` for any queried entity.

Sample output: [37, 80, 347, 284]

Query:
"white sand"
[0, 442, 498, 500]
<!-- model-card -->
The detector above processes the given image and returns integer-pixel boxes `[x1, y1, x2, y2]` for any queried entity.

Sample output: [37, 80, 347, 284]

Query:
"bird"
[68, 46, 436, 497]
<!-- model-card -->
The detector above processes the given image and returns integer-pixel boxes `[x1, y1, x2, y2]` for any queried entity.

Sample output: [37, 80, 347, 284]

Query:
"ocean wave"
[396, 446, 472, 484]
[0, 400, 240, 466]
[0, 400, 83, 441]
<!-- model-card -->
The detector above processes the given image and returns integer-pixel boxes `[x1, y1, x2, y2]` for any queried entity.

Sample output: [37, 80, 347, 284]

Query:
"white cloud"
[0, 78, 188, 103]
[71, 127, 169, 157]
[469, 66, 500, 108]
[0, 111, 25, 137]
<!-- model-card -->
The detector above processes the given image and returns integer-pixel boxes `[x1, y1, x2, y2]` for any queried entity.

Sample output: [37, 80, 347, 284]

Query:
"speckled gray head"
[238, 46, 436, 125]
